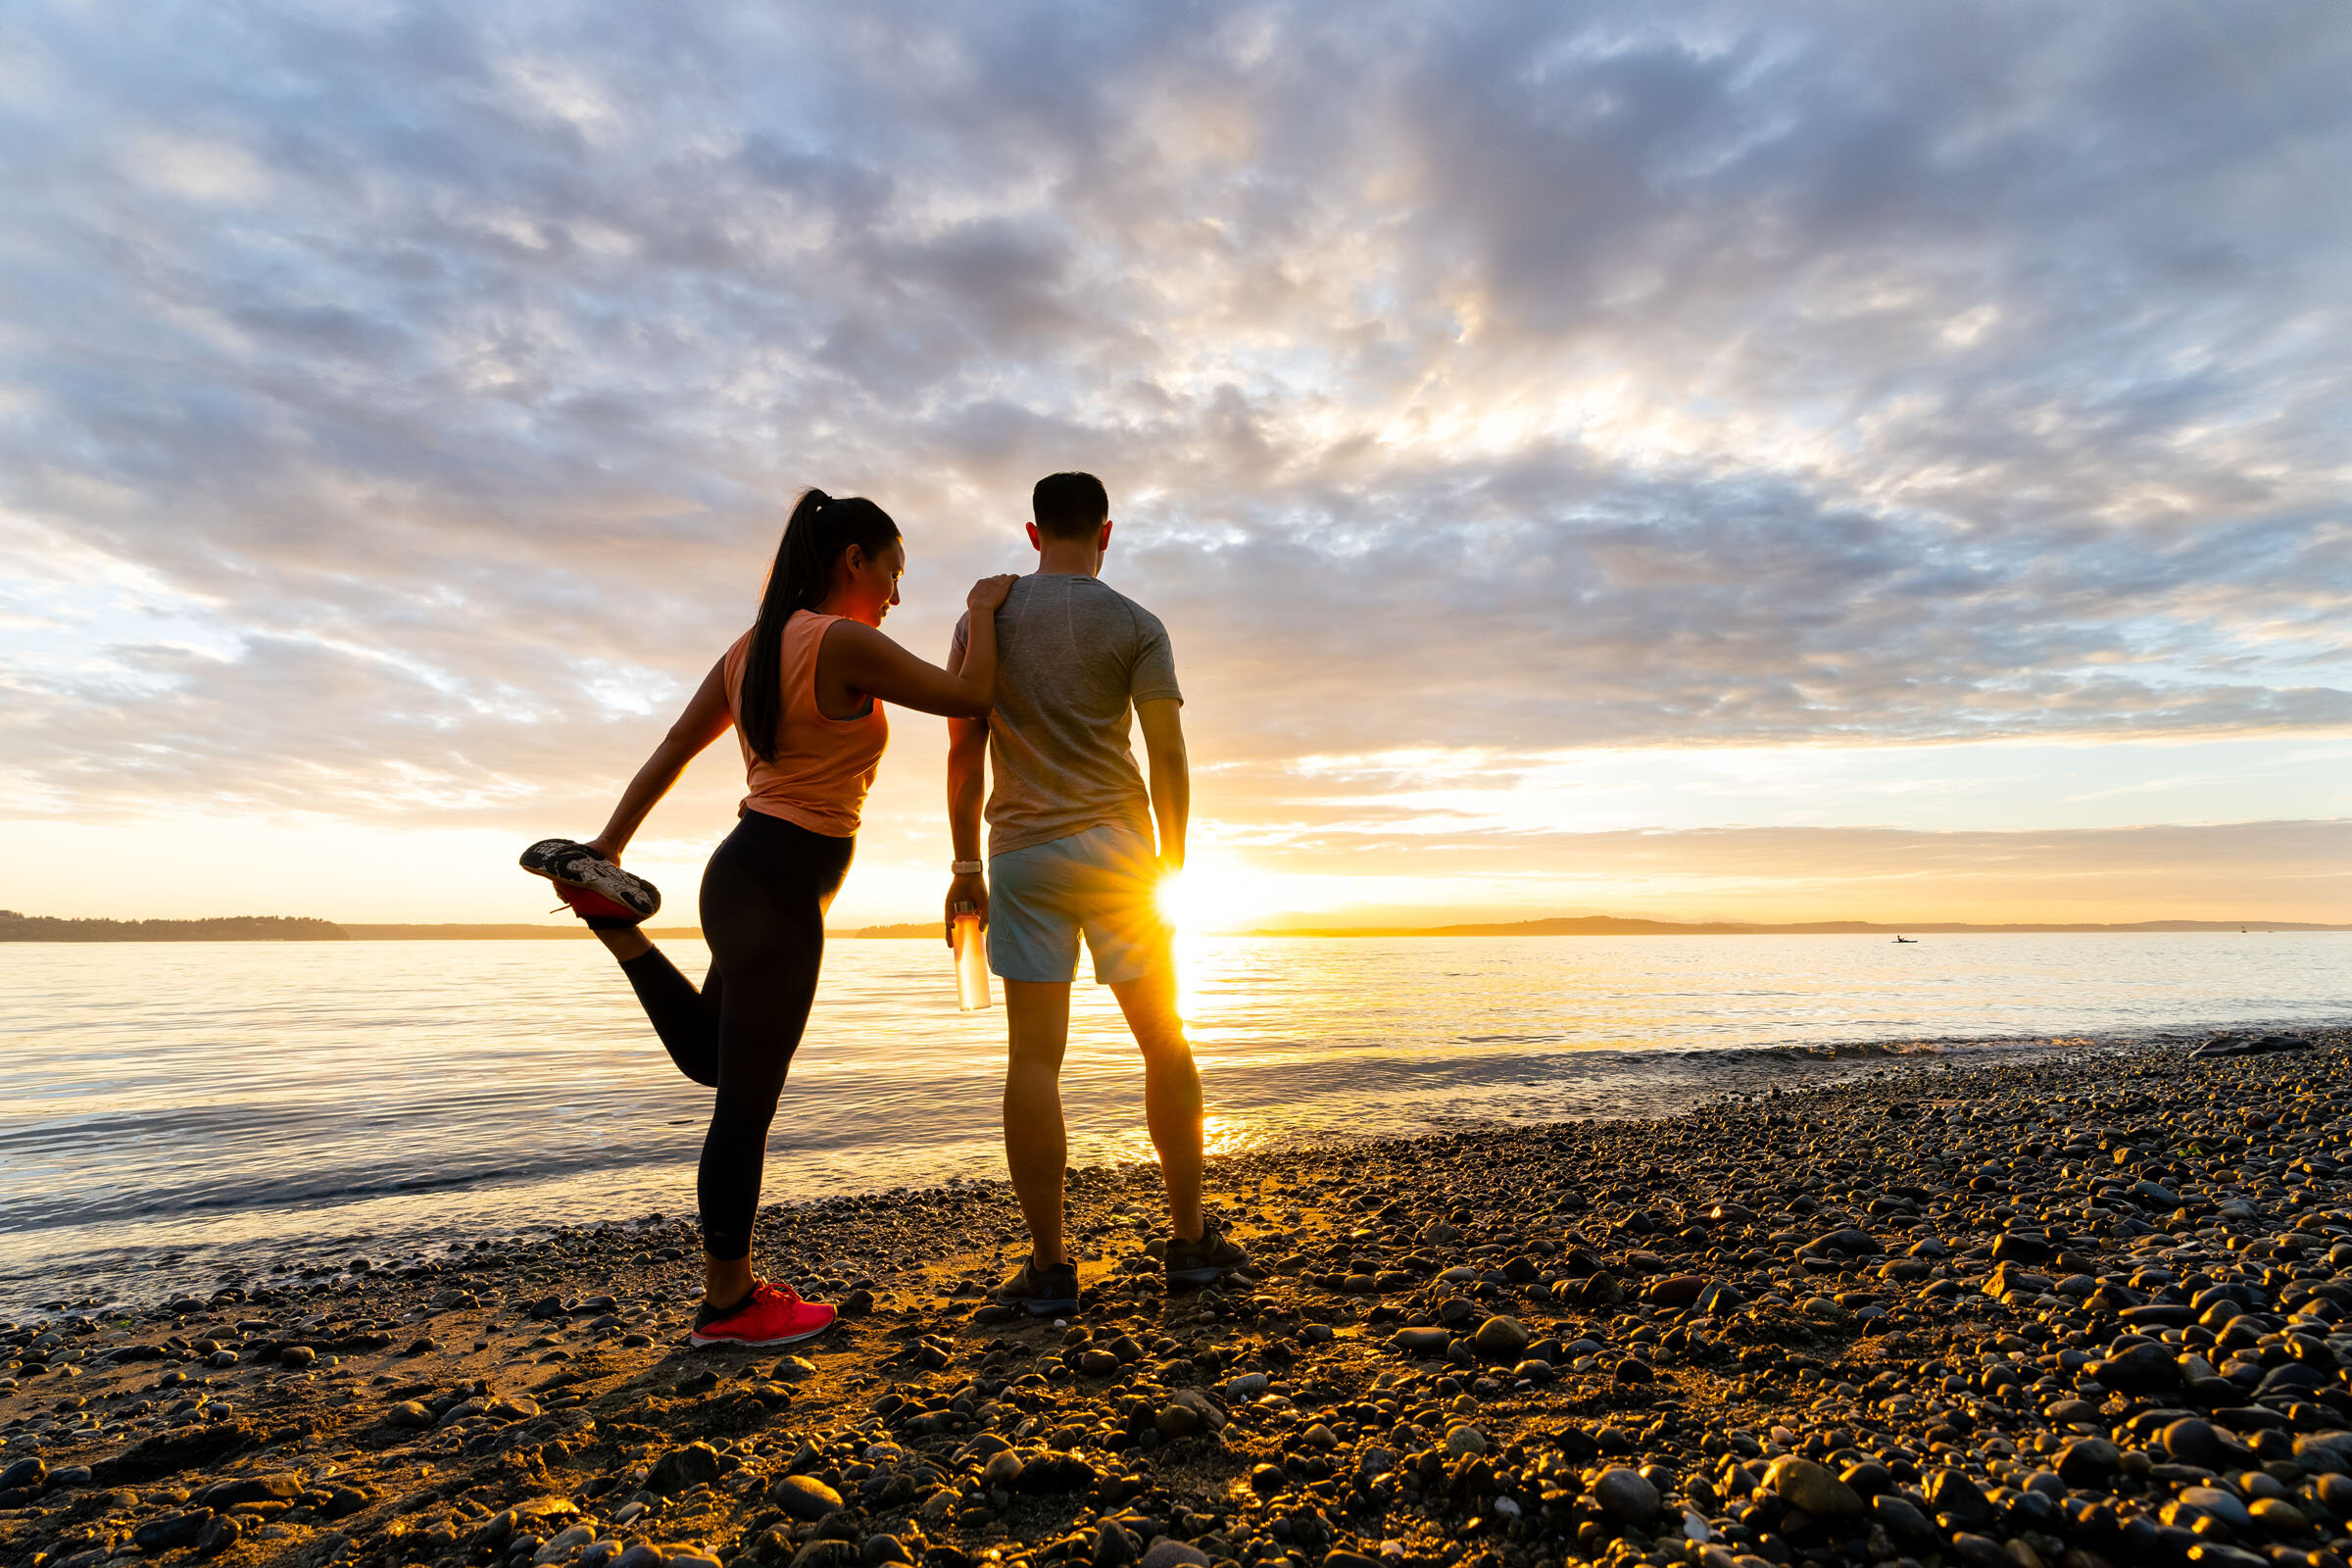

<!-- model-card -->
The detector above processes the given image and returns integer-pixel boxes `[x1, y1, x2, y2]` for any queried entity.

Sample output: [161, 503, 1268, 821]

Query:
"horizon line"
[2, 910, 2345, 942]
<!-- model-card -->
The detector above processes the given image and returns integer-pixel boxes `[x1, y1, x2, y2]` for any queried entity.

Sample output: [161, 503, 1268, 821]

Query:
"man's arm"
[944, 629, 990, 944]
[1136, 698, 1188, 872]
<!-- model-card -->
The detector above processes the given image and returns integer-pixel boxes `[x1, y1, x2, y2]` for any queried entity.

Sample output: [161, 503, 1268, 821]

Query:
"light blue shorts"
[988, 824, 1173, 985]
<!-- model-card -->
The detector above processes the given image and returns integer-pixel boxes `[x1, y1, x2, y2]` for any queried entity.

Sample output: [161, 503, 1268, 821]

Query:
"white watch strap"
[951, 859, 984, 875]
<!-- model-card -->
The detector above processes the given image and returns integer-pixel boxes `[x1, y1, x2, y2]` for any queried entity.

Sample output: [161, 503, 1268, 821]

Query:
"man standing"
[947, 471, 1247, 1315]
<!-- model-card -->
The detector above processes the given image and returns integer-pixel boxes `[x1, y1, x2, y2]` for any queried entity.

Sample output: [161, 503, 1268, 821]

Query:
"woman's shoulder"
[811, 614, 894, 663]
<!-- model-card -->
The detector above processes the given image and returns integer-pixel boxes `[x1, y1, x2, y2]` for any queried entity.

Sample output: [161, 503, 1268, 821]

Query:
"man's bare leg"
[1109, 964, 1204, 1243]
[1003, 978, 1074, 1265]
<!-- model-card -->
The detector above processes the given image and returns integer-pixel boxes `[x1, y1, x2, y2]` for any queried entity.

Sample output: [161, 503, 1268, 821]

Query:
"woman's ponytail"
[736, 488, 901, 762]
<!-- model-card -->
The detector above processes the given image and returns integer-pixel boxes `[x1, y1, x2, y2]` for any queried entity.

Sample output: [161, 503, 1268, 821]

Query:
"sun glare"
[1153, 852, 1293, 936]
[1153, 865, 1206, 935]
[1154, 854, 1289, 1022]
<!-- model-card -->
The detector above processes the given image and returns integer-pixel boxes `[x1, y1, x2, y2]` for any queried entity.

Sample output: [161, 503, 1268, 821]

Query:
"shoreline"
[7, 1033, 2352, 1568]
[7, 924, 2347, 945]
[15, 1033, 2314, 1326]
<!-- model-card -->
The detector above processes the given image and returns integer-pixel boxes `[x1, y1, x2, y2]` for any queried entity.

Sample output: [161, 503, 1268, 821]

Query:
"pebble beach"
[6, 1029, 2351, 1568]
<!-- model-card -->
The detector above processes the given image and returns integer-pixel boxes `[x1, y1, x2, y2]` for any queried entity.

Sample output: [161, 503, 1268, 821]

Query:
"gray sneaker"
[519, 838, 662, 920]
[1165, 1219, 1249, 1287]
[991, 1254, 1080, 1317]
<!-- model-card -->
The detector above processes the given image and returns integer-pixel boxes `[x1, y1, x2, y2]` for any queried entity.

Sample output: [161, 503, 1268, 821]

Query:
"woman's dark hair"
[737, 488, 900, 763]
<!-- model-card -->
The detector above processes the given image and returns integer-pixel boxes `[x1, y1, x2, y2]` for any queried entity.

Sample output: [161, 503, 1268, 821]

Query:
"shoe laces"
[756, 1281, 806, 1308]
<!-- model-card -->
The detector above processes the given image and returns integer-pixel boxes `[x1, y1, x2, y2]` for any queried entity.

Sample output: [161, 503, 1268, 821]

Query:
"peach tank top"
[722, 611, 888, 838]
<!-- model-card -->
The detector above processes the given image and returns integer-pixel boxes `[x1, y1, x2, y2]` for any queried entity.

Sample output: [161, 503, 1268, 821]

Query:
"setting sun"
[1153, 852, 1292, 936]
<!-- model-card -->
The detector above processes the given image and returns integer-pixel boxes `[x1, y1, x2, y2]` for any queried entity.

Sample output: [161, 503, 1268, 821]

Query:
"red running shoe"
[551, 880, 642, 927]
[688, 1282, 835, 1348]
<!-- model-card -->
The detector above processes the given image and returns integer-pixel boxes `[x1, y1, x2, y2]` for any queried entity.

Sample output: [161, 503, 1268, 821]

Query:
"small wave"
[1692, 1034, 2100, 1063]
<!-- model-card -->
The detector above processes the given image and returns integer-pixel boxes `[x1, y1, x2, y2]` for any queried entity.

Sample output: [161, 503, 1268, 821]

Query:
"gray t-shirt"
[951, 573, 1183, 857]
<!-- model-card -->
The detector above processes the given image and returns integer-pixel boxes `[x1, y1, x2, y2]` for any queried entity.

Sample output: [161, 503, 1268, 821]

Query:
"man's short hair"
[1032, 471, 1109, 540]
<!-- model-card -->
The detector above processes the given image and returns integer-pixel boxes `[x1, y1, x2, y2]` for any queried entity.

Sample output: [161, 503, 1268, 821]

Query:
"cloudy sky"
[3, 0, 2347, 927]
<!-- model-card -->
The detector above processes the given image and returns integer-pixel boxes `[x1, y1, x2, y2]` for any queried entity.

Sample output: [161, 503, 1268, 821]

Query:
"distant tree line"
[0, 911, 349, 942]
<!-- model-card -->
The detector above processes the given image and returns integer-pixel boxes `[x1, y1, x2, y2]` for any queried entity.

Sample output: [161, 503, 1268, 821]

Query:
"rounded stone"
[1946, 1536, 2015, 1568]
[1154, 1404, 1202, 1439]
[771, 1474, 847, 1520]
[2252, 1497, 2317, 1540]
[1470, 1316, 1529, 1360]
[2054, 1438, 2121, 1486]
[1764, 1457, 1863, 1519]
[1927, 1469, 1996, 1531]
[648, 1444, 725, 1495]
[535, 1526, 596, 1563]
[1645, 1275, 1705, 1308]
[1590, 1466, 1660, 1525]
[2163, 1419, 2246, 1470]
[1137, 1543, 1208, 1568]
[193, 1516, 242, 1558]
[2092, 1341, 2180, 1393]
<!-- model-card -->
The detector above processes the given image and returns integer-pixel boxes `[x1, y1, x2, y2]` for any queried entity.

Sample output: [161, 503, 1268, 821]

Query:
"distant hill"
[841, 922, 942, 940]
[1247, 915, 2352, 937]
[0, 911, 347, 942]
[0, 912, 709, 943]
[337, 924, 705, 941]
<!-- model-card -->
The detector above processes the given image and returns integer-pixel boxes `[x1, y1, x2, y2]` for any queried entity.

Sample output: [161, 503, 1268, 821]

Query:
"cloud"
[1, 0, 2348, 871]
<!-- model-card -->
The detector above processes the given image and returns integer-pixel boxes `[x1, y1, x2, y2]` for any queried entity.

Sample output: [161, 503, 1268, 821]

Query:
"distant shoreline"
[1241, 915, 2352, 937]
[3, 910, 2344, 942]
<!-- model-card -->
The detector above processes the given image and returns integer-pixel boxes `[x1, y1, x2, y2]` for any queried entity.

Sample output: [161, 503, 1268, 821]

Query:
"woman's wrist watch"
[951, 859, 984, 875]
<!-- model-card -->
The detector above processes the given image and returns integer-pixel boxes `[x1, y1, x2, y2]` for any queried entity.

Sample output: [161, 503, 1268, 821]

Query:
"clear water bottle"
[952, 902, 991, 1011]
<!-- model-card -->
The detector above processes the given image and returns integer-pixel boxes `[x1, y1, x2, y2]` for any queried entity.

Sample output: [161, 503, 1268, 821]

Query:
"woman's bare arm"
[817, 574, 1015, 720]
[584, 656, 735, 861]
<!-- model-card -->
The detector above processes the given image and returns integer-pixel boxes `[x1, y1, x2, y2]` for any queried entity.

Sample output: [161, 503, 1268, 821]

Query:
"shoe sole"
[686, 1318, 833, 1348]
[520, 840, 662, 919]
[1165, 1265, 1230, 1287]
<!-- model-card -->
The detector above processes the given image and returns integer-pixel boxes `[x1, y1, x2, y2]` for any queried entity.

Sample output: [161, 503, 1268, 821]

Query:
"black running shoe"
[519, 838, 662, 920]
[1165, 1219, 1250, 1287]
[991, 1254, 1080, 1316]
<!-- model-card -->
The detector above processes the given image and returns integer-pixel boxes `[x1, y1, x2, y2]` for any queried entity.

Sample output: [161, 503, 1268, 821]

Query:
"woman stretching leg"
[526, 489, 1014, 1347]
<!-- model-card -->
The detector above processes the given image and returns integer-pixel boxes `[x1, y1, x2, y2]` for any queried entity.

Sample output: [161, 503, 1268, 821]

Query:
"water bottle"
[952, 902, 991, 1011]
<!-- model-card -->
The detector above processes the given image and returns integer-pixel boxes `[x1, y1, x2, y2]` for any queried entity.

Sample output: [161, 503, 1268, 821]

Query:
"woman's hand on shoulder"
[968, 573, 1018, 613]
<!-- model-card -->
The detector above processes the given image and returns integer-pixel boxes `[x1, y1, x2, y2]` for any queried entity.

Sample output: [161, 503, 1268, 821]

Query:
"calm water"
[2, 933, 2345, 1314]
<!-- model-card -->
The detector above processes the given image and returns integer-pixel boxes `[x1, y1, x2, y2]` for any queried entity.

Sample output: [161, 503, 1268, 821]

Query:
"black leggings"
[616, 809, 855, 1262]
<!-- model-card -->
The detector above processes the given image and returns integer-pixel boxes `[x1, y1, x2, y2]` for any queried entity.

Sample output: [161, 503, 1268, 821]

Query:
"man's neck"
[1033, 541, 1103, 577]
